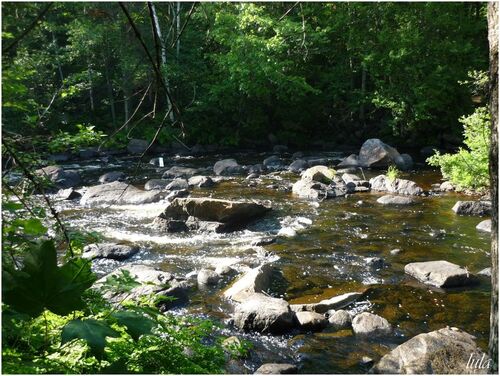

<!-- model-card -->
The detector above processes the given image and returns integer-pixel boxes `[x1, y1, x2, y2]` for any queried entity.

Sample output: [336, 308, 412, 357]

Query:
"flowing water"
[50, 151, 491, 374]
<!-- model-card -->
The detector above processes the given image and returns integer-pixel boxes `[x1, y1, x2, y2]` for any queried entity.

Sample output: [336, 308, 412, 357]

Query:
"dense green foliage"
[1, 2, 488, 150]
[1, 195, 243, 374]
[427, 106, 491, 191]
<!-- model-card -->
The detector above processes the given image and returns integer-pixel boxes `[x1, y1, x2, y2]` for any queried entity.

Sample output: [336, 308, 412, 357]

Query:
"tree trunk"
[149, 2, 174, 122]
[488, 1, 498, 373]
[104, 60, 116, 128]
[360, 66, 367, 126]
[51, 32, 64, 83]
[87, 62, 94, 112]
[176, 2, 181, 60]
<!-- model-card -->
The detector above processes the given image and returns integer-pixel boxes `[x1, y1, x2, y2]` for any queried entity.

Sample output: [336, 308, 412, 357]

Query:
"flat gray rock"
[295, 311, 328, 331]
[371, 327, 487, 374]
[377, 195, 414, 205]
[290, 292, 362, 314]
[254, 363, 298, 374]
[404, 260, 478, 288]
[83, 243, 138, 260]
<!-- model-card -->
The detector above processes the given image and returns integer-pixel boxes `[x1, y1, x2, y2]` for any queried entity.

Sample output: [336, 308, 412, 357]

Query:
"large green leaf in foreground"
[61, 319, 119, 358]
[2, 240, 96, 317]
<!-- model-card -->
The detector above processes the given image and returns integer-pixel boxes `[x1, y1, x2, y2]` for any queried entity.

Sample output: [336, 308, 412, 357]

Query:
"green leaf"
[102, 269, 141, 294]
[111, 311, 156, 341]
[2, 240, 96, 317]
[61, 319, 119, 358]
[16, 218, 47, 235]
[2, 202, 23, 212]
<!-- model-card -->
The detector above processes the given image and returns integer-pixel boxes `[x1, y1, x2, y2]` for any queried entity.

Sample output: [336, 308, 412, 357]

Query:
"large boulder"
[292, 179, 348, 200]
[127, 139, 149, 154]
[214, 159, 244, 176]
[155, 197, 271, 233]
[377, 195, 415, 205]
[35, 165, 81, 189]
[83, 243, 139, 261]
[197, 269, 220, 286]
[369, 175, 423, 196]
[301, 165, 336, 184]
[351, 312, 392, 337]
[358, 139, 403, 168]
[254, 363, 297, 374]
[224, 264, 274, 302]
[81, 181, 163, 206]
[404, 260, 478, 288]
[290, 292, 362, 314]
[371, 327, 487, 374]
[398, 153, 414, 171]
[162, 166, 200, 179]
[452, 201, 491, 216]
[233, 293, 296, 334]
[98, 171, 125, 184]
[476, 219, 492, 233]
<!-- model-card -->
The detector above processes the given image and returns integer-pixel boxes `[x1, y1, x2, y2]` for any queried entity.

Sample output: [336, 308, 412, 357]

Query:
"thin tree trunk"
[51, 31, 64, 82]
[360, 66, 366, 126]
[149, 2, 174, 122]
[104, 60, 116, 128]
[488, 1, 498, 373]
[176, 2, 181, 60]
[87, 62, 94, 112]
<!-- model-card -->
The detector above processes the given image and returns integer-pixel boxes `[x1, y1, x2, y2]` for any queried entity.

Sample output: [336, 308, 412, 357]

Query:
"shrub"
[386, 165, 400, 182]
[48, 124, 106, 153]
[427, 106, 490, 191]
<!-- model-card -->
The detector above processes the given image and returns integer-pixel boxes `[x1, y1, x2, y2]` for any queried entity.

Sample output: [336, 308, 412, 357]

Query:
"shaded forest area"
[2, 2, 489, 151]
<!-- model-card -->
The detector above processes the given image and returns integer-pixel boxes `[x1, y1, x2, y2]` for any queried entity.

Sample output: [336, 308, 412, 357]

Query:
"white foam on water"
[109, 201, 167, 219]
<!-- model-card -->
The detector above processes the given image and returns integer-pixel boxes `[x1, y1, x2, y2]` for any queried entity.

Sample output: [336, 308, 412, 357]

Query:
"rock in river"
[255, 363, 298, 374]
[295, 311, 328, 331]
[81, 181, 163, 206]
[162, 166, 200, 179]
[155, 197, 271, 233]
[452, 201, 491, 216]
[371, 327, 487, 374]
[98, 171, 125, 184]
[369, 174, 423, 196]
[188, 175, 215, 188]
[358, 138, 407, 169]
[290, 291, 362, 314]
[233, 293, 296, 334]
[404, 260, 478, 288]
[35, 165, 81, 189]
[301, 165, 336, 184]
[224, 264, 275, 302]
[83, 243, 139, 261]
[144, 179, 170, 191]
[56, 187, 81, 200]
[327, 309, 352, 330]
[197, 268, 220, 286]
[476, 219, 491, 233]
[351, 312, 392, 337]
[377, 195, 415, 205]
[214, 158, 245, 176]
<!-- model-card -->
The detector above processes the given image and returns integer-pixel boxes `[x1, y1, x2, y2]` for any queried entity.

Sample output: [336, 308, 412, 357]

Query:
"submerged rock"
[351, 312, 392, 337]
[290, 292, 362, 314]
[452, 201, 491, 216]
[81, 181, 163, 206]
[337, 154, 360, 168]
[35, 165, 81, 189]
[369, 174, 423, 196]
[255, 363, 298, 374]
[371, 327, 487, 374]
[155, 197, 271, 233]
[377, 195, 415, 205]
[98, 171, 125, 184]
[233, 293, 296, 334]
[404, 260, 478, 288]
[476, 219, 492, 233]
[83, 243, 139, 261]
